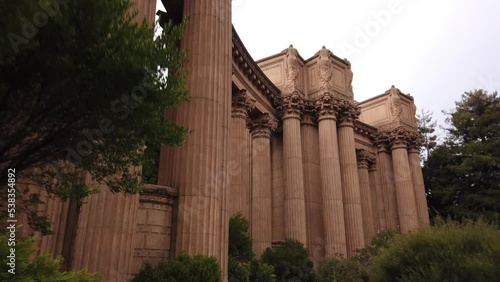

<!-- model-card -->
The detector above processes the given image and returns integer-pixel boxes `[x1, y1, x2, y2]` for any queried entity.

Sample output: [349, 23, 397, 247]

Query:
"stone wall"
[132, 184, 177, 275]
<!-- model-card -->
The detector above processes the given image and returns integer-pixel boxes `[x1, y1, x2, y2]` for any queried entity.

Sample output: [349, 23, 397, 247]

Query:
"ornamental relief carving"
[318, 46, 333, 90]
[388, 85, 402, 120]
[285, 44, 301, 94]
[248, 113, 278, 139]
[344, 59, 354, 96]
[356, 148, 376, 168]
[315, 93, 340, 120]
[278, 92, 304, 119]
[232, 89, 256, 119]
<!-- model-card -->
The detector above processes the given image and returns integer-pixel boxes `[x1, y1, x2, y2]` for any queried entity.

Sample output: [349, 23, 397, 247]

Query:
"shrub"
[0, 233, 99, 281]
[132, 253, 221, 282]
[229, 213, 254, 262]
[228, 256, 250, 282]
[318, 257, 364, 282]
[249, 259, 277, 282]
[261, 239, 315, 282]
[369, 220, 500, 282]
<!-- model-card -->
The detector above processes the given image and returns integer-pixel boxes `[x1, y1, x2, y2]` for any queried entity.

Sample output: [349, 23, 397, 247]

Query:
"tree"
[416, 109, 438, 162]
[0, 0, 188, 229]
[424, 90, 500, 222]
[228, 213, 276, 282]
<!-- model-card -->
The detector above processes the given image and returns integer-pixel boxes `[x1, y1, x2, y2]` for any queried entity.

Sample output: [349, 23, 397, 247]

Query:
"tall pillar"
[279, 93, 308, 244]
[376, 142, 399, 230]
[315, 94, 347, 257]
[356, 149, 375, 244]
[229, 90, 255, 219]
[301, 112, 324, 267]
[338, 104, 365, 256]
[161, 0, 232, 274]
[408, 140, 430, 226]
[271, 134, 285, 242]
[249, 114, 277, 257]
[73, 179, 139, 281]
[368, 160, 384, 232]
[390, 128, 419, 233]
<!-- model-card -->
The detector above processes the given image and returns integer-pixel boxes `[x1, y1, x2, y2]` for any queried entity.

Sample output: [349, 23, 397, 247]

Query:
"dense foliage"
[228, 213, 276, 282]
[416, 109, 438, 161]
[132, 253, 221, 282]
[0, 232, 99, 281]
[369, 220, 500, 282]
[424, 90, 500, 222]
[261, 239, 315, 282]
[0, 0, 188, 233]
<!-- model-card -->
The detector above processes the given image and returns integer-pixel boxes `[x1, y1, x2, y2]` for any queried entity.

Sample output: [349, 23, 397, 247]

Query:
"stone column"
[376, 141, 399, 230]
[315, 94, 347, 257]
[271, 134, 285, 242]
[338, 103, 365, 256]
[229, 90, 255, 219]
[408, 139, 430, 226]
[356, 149, 375, 244]
[368, 160, 384, 232]
[301, 111, 324, 268]
[390, 128, 419, 233]
[73, 181, 139, 281]
[279, 93, 308, 244]
[249, 114, 277, 257]
[163, 0, 231, 265]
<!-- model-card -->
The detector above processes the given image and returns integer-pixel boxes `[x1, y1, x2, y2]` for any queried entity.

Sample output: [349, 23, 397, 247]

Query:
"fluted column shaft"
[301, 114, 324, 268]
[73, 182, 139, 281]
[391, 142, 419, 233]
[338, 118, 365, 256]
[377, 146, 399, 230]
[408, 147, 430, 225]
[356, 150, 375, 245]
[163, 0, 231, 273]
[368, 164, 383, 232]
[249, 114, 276, 256]
[316, 95, 347, 257]
[281, 94, 308, 244]
[229, 90, 254, 220]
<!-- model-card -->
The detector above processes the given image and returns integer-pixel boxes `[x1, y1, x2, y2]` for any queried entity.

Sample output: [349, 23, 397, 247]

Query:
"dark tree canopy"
[424, 90, 500, 222]
[0, 0, 188, 198]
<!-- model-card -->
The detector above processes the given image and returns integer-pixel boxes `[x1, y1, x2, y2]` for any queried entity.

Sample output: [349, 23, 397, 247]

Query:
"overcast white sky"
[157, 0, 500, 139]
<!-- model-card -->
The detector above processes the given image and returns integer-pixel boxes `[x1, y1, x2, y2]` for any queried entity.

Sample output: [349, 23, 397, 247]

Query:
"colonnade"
[228, 90, 429, 260]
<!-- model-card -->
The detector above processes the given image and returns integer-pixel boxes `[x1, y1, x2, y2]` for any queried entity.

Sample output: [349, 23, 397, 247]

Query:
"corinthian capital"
[248, 113, 278, 139]
[356, 149, 376, 169]
[387, 126, 412, 149]
[315, 93, 340, 121]
[338, 100, 360, 125]
[278, 92, 304, 120]
[232, 89, 256, 119]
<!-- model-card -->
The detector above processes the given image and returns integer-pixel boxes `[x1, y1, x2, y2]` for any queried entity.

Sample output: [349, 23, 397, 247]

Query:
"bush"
[229, 213, 254, 262]
[318, 257, 364, 282]
[132, 253, 221, 282]
[261, 239, 315, 282]
[0, 233, 99, 281]
[369, 220, 500, 282]
[228, 257, 250, 282]
[249, 259, 277, 282]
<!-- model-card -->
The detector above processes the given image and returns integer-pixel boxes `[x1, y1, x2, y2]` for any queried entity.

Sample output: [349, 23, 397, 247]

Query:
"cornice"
[232, 26, 281, 107]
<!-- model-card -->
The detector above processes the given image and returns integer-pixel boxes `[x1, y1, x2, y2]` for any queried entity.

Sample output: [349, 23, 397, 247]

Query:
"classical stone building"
[18, 0, 429, 281]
